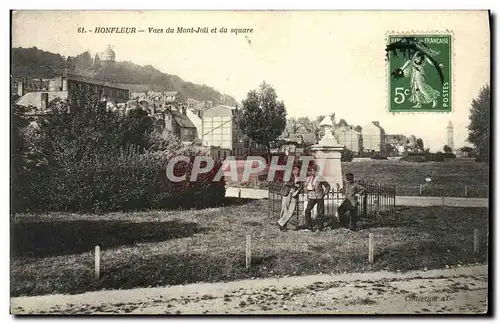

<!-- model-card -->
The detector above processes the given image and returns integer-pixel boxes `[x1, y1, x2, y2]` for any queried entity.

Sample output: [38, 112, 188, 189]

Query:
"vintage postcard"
[10, 10, 490, 315]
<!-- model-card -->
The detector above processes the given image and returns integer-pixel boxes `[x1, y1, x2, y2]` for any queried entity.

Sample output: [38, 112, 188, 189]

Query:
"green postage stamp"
[386, 34, 452, 113]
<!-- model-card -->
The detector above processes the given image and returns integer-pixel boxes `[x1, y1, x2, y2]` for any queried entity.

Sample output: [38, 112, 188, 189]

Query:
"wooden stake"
[245, 234, 251, 269]
[238, 189, 241, 198]
[474, 229, 479, 254]
[368, 233, 374, 263]
[95, 245, 100, 279]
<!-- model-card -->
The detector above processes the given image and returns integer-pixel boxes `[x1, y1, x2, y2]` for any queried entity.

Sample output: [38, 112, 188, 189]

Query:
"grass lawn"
[11, 199, 488, 297]
[227, 159, 489, 197]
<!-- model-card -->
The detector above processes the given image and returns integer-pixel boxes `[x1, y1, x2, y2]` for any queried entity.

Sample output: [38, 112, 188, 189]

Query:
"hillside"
[11, 47, 237, 105]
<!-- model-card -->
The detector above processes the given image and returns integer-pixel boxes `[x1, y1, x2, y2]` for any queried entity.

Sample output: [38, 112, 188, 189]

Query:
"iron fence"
[268, 180, 396, 230]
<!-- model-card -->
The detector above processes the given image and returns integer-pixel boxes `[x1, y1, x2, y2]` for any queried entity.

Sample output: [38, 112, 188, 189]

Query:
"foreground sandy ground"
[11, 265, 488, 315]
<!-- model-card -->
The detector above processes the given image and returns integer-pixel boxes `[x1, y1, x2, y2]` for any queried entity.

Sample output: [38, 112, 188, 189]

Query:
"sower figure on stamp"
[302, 164, 331, 232]
[336, 173, 366, 231]
[278, 165, 303, 231]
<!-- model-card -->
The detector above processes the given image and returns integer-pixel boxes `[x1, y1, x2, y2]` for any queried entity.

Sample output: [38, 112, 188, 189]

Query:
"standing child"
[336, 173, 366, 231]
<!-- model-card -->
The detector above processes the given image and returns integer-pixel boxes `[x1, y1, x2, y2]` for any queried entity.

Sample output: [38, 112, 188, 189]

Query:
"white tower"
[446, 121, 454, 150]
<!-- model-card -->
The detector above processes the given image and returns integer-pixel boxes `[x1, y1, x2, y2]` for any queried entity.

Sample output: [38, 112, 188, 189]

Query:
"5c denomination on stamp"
[386, 34, 452, 113]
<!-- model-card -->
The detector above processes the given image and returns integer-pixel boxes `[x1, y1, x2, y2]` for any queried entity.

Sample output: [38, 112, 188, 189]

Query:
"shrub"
[434, 151, 445, 162]
[14, 89, 225, 213]
[341, 148, 355, 162]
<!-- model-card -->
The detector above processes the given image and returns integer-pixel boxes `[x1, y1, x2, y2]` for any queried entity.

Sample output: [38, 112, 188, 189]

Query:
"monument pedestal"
[303, 117, 345, 222]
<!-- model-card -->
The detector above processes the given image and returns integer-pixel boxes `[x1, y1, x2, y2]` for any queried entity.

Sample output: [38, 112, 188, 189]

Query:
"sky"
[11, 10, 490, 151]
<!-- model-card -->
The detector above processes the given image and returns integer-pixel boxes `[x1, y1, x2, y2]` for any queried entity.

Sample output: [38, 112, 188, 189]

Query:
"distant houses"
[15, 71, 130, 113]
[336, 125, 362, 153]
[361, 121, 386, 154]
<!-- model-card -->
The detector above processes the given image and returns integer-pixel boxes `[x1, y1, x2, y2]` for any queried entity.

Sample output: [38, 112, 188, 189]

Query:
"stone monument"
[301, 115, 345, 221]
[311, 115, 345, 189]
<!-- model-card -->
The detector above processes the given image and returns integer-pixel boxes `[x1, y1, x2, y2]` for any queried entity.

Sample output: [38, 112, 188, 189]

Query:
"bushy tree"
[416, 138, 425, 152]
[443, 145, 452, 153]
[341, 148, 355, 162]
[467, 85, 490, 163]
[11, 98, 34, 212]
[459, 146, 476, 158]
[238, 82, 287, 161]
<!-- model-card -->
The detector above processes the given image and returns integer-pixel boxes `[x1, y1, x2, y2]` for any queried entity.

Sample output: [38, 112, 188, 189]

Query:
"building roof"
[202, 105, 234, 117]
[148, 91, 163, 97]
[171, 110, 196, 129]
[16, 91, 68, 110]
[65, 72, 130, 91]
[337, 125, 362, 135]
[371, 121, 386, 134]
[164, 91, 179, 97]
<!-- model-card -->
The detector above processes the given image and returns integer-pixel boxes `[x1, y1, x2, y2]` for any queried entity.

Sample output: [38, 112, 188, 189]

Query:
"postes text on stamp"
[386, 34, 452, 113]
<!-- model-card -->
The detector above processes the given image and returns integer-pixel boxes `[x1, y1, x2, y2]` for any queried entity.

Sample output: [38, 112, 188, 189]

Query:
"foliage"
[400, 151, 455, 163]
[13, 89, 225, 213]
[443, 145, 453, 153]
[434, 151, 445, 162]
[416, 138, 425, 152]
[467, 85, 490, 163]
[459, 146, 477, 158]
[238, 82, 287, 158]
[341, 148, 355, 162]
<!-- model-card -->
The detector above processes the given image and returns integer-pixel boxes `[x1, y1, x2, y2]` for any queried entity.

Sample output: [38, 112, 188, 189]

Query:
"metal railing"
[268, 180, 396, 230]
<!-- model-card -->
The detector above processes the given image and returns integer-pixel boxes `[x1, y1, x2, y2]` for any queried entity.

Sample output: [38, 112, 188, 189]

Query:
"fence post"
[465, 185, 468, 197]
[238, 189, 241, 198]
[368, 233, 374, 263]
[267, 187, 270, 218]
[419, 184, 423, 196]
[473, 229, 479, 254]
[245, 234, 252, 269]
[95, 245, 100, 279]
[441, 196, 445, 206]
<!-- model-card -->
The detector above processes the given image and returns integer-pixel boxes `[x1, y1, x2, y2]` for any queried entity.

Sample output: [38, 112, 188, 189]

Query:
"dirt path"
[11, 265, 488, 314]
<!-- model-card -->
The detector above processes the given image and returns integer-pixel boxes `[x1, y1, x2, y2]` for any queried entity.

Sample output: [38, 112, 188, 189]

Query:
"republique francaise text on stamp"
[386, 34, 452, 113]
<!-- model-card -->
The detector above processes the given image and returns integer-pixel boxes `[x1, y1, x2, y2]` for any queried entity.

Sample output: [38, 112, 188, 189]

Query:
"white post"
[95, 245, 100, 279]
[368, 233, 374, 263]
[245, 234, 251, 269]
[419, 184, 423, 196]
[473, 229, 479, 254]
[465, 185, 468, 197]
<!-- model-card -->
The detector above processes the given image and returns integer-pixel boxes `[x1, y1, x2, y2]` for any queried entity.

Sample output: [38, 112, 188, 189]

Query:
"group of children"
[277, 164, 366, 232]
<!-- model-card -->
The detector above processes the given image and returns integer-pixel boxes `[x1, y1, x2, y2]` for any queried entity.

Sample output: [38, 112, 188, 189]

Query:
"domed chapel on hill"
[93, 45, 116, 64]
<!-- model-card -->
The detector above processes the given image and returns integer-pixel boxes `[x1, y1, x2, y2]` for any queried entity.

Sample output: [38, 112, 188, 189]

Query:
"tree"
[443, 145, 452, 153]
[238, 82, 287, 162]
[354, 125, 362, 133]
[416, 138, 425, 152]
[287, 117, 301, 135]
[467, 85, 490, 162]
[459, 146, 476, 158]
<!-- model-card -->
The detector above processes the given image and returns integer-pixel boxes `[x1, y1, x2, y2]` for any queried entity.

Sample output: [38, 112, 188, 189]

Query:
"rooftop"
[65, 72, 130, 91]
